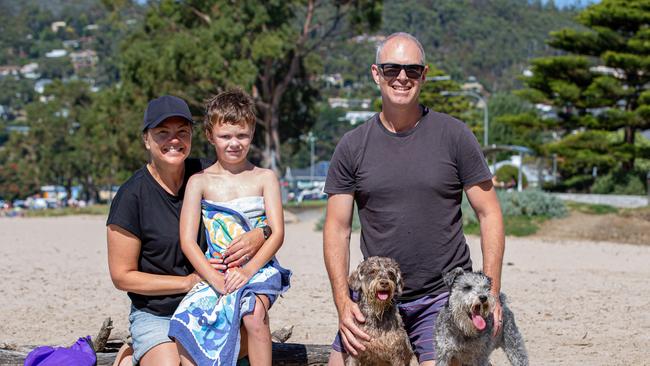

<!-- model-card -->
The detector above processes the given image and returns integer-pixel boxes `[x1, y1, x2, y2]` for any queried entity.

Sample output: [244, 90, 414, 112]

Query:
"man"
[323, 32, 505, 366]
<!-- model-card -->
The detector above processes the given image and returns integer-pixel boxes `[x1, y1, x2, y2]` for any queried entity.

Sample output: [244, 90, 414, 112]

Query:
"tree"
[116, 0, 382, 172]
[513, 0, 649, 188]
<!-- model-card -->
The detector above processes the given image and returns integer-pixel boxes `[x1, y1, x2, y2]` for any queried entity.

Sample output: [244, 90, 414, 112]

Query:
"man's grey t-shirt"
[325, 107, 492, 301]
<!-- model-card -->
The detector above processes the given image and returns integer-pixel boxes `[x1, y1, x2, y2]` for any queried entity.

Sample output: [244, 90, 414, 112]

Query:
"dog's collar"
[350, 289, 361, 302]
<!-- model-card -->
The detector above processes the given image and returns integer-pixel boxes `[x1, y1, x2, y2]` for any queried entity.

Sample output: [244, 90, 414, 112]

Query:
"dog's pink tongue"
[376, 291, 389, 301]
[472, 314, 486, 330]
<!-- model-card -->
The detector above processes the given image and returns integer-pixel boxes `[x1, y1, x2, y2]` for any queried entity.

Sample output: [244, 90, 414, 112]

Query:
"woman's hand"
[223, 228, 265, 268]
[207, 257, 228, 272]
[224, 267, 255, 293]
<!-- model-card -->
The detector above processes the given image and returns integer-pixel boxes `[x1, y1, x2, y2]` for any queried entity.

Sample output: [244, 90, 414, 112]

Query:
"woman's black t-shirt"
[106, 158, 209, 316]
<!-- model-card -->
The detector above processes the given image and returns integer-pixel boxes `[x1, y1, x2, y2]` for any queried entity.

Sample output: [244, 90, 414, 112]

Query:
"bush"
[495, 164, 527, 188]
[591, 170, 646, 195]
[462, 189, 567, 225]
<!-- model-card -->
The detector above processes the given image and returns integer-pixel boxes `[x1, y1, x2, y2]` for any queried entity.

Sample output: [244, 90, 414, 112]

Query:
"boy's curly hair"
[204, 89, 256, 135]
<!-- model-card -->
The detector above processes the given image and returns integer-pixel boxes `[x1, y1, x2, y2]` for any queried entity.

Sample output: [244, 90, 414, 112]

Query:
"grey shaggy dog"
[346, 256, 414, 366]
[434, 267, 528, 366]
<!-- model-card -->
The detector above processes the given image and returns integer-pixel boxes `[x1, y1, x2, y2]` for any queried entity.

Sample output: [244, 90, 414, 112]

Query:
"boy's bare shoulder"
[252, 166, 277, 179]
[187, 169, 214, 185]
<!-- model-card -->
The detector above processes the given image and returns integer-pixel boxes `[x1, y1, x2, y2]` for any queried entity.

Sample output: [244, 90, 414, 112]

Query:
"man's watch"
[261, 225, 272, 240]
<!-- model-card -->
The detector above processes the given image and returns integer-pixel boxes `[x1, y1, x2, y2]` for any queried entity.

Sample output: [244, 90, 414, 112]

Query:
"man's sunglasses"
[376, 63, 426, 79]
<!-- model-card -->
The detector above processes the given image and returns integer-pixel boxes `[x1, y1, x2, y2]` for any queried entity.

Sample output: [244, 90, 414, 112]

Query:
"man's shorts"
[129, 306, 173, 365]
[332, 292, 449, 363]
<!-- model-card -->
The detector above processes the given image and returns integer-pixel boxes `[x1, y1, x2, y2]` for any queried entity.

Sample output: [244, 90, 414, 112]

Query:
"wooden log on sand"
[0, 342, 331, 365]
[0, 319, 330, 365]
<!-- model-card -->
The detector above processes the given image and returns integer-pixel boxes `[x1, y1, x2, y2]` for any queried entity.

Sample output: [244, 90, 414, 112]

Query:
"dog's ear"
[387, 258, 404, 296]
[349, 268, 363, 293]
[443, 267, 465, 288]
[395, 266, 404, 297]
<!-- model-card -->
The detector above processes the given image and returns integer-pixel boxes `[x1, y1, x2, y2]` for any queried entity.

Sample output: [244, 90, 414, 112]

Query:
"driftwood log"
[0, 342, 331, 365]
[0, 320, 330, 365]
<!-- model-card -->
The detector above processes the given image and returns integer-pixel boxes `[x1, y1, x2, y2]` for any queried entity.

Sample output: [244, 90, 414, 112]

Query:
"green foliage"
[420, 66, 472, 119]
[462, 190, 568, 227]
[118, 0, 381, 171]
[377, 0, 579, 91]
[282, 104, 356, 169]
[23, 204, 109, 217]
[495, 164, 528, 188]
[462, 215, 542, 237]
[590, 169, 647, 195]
[513, 0, 650, 191]
[566, 201, 618, 215]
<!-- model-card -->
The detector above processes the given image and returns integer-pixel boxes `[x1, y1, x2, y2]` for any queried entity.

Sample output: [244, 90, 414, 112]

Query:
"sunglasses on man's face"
[377, 63, 426, 79]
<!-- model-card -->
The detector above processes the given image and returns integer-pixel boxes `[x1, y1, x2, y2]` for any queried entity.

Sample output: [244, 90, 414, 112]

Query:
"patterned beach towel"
[169, 197, 291, 366]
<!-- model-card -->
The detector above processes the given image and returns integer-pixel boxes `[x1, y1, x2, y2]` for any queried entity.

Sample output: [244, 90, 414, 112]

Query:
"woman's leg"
[241, 295, 271, 366]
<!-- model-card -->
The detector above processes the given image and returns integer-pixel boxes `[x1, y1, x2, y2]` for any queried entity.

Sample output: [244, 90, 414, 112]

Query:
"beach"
[0, 211, 648, 365]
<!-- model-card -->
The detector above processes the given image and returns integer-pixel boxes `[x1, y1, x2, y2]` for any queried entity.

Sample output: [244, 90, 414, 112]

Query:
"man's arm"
[323, 193, 370, 356]
[465, 179, 505, 337]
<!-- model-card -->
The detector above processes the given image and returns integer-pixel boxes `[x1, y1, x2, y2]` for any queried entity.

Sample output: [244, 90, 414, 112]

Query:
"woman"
[107, 95, 267, 366]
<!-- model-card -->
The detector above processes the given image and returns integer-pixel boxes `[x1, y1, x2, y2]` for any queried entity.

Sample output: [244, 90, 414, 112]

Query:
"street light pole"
[308, 131, 315, 184]
[441, 90, 489, 147]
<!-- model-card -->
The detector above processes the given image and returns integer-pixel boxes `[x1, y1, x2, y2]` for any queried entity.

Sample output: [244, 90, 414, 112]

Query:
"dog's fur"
[345, 256, 413, 366]
[434, 268, 528, 366]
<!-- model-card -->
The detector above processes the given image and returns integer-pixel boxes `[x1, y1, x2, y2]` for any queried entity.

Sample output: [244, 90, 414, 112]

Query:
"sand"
[0, 210, 648, 365]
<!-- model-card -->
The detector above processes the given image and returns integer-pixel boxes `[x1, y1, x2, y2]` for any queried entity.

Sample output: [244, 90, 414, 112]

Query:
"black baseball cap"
[143, 95, 194, 131]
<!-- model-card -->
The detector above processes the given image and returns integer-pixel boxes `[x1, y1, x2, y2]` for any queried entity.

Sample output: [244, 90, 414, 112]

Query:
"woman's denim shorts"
[129, 306, 173, 365]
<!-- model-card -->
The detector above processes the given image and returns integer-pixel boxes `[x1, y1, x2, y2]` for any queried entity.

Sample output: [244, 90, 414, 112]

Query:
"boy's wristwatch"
[261, 225, 272, 240]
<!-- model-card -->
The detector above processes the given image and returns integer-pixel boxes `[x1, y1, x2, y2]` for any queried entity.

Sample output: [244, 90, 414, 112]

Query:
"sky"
[547, 0, 600, 8]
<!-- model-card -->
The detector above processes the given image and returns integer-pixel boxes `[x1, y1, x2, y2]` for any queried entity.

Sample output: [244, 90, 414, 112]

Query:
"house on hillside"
[51, 21, 67, 32]
[0, 65, 20, 78]
[20, 63, 39, 79]
[70, 50, 98, 71]
[45, 49, 67, 58]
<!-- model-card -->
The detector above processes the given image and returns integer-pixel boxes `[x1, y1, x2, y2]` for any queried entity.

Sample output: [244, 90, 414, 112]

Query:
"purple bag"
[24, 336, 96, 366]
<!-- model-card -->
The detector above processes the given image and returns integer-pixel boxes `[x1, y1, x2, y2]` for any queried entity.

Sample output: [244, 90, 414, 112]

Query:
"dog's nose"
[479, 295, 488, 303]
[379, 279, 389, 287]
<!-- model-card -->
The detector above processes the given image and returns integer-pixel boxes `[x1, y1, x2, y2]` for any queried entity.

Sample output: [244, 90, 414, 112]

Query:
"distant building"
[343, 111, 376, 125]
[46, 49, 68, 58]
[351, 34, 386, 44]
[0, 65, 20, 78]
[6, 125, 29, 134]
[20, 62, 39, 79]
[327, 97, 372, 109]
[70, 50, 98, 71]
[62, 39, 80, 49]
[34, 79, 53, 94]
[84, 24, 99, 31]
[320, 73, 343, 88]
[51, 21, 66, 33]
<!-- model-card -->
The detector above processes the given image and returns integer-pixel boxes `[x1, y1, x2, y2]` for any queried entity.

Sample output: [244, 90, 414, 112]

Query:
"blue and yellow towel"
[169, 197, 291, 366]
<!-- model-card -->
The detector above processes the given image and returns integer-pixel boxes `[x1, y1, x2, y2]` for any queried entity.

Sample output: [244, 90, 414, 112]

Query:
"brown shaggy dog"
[346, 256, 414, 366]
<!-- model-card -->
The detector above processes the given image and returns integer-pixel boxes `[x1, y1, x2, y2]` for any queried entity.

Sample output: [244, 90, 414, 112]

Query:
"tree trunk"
[623, 126, 635, 172]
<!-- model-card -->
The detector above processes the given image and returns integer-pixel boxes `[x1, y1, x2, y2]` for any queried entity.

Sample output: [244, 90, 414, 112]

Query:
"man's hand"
[492, 297, 503, 338]
[223, 228, 265, 268]
[337, 297, 370, 356]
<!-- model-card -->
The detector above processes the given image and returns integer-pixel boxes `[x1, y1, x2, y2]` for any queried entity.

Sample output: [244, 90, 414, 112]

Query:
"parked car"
[296, 188, 327, 202]
[13, 199, 27, 209]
